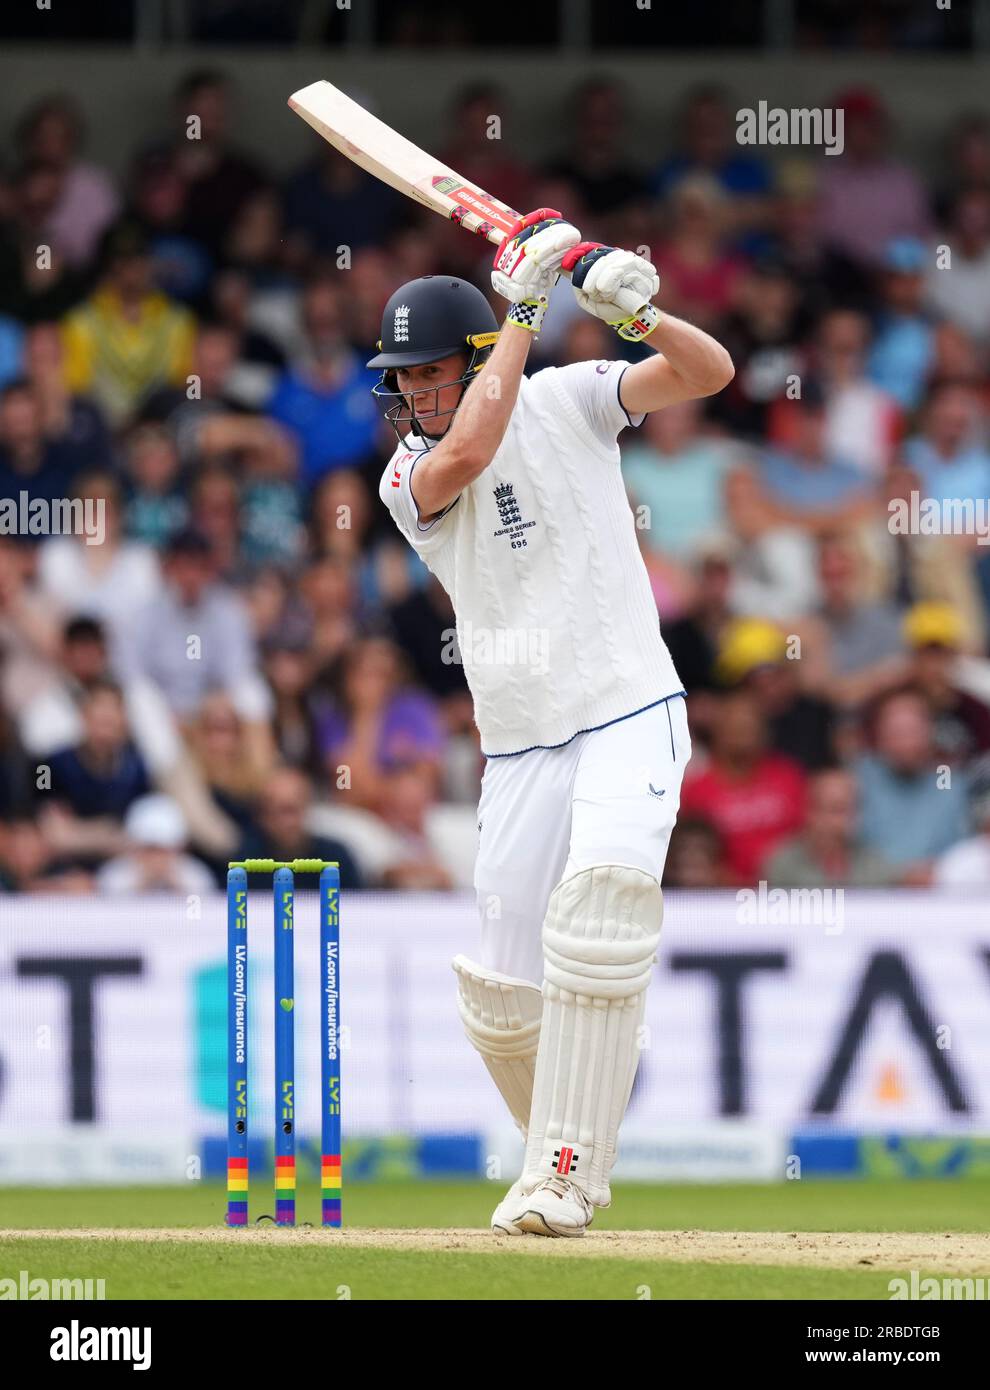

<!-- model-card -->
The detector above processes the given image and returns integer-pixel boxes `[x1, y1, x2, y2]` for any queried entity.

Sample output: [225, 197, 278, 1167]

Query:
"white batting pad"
[523, 865, 663, 1205]
[453, 955, 543, 1138]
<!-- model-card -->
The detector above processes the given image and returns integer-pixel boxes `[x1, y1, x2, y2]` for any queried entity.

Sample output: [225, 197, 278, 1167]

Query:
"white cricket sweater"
[379, 358, 684, 756]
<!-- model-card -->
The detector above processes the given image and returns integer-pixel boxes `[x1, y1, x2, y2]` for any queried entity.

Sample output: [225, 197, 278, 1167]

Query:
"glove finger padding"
[567, 245, 661, 337]
[492, 210, 582, 305]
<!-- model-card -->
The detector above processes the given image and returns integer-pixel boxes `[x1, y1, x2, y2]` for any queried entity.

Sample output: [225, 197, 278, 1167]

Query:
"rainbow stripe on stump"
[227, 859, 341, 1229]
[322, 1154, 342, 1226]
[274, 1154, 296, 1225]
[227, 1157, 249, 1225]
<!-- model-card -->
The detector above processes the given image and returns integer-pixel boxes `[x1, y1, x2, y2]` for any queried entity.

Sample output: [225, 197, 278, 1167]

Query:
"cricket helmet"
[368, 276, 498, 443]
[367, 275, 498, 369]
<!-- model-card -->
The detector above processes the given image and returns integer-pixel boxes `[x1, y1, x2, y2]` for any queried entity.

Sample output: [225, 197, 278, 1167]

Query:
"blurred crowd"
[1, 72, 989, 895]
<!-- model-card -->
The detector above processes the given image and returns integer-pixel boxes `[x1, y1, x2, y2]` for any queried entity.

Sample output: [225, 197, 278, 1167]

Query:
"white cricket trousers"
[473, 694, 691, 985]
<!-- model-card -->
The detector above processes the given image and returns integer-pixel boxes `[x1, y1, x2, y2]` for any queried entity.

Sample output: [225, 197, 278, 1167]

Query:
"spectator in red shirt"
[654, 174, 746, 333]
[680, 688, 807, 884]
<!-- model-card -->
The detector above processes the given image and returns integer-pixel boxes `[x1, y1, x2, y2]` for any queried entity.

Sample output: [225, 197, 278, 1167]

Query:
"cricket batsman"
[372, 210, 734, 1236]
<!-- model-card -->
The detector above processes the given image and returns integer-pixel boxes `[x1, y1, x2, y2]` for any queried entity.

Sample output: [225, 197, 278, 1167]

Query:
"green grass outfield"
[1, 1179, 988, 1300]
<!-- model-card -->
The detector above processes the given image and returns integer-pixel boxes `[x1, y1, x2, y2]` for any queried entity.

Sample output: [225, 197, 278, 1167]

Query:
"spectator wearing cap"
[933, 753, 990, 887]
[60, 218, 196, 426]
[903, 602, 990, 762]
[818, 88, 930, 271]
[854, 688, 971, 881]
[876, 458, 989, 649]
[96, 792, 214, 894]
[866, 237, 937, 411]
[117, 527, 271, 725]
[716, 618, 836, 771]
[765, 767, 896, 887]
[680, 688, 807, 885]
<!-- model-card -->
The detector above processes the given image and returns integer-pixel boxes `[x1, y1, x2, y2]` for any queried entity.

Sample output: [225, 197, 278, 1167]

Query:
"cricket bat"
[288, 79, 524, 247]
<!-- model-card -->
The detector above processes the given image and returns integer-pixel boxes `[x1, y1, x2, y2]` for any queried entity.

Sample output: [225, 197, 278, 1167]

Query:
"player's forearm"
[619, 311, 734, 415]
[411, 323, 532, 516]
[644, 313, 735, 394]
[447, 321, 531, 463]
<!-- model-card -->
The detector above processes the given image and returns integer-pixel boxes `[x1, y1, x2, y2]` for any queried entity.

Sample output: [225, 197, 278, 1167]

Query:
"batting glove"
[562, 243, 661, 342]
[493, 207, 582, 333]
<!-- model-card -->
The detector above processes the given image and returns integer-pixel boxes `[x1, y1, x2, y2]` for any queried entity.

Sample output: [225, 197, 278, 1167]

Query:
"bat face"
[288, 80, 521, 245]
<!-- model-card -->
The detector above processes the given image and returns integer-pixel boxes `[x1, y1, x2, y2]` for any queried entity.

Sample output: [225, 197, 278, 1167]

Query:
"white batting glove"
[492, 207, 582, 333]
[562, 243, 661, 342]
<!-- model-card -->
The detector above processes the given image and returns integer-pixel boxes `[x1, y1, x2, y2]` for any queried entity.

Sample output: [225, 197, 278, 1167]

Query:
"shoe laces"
[539, 1176, 593, 1213]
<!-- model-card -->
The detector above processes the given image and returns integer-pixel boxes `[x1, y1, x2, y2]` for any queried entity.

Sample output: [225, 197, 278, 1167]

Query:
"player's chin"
[418, 419, 452, 440]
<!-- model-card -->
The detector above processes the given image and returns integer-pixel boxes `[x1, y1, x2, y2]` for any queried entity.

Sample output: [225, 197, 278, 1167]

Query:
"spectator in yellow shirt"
[61, 219, 195, 427]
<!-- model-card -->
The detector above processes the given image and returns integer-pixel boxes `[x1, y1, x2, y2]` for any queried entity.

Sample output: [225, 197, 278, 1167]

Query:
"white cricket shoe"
[494, 1175, 595, 1238]
[490, 1178, 528, 1236]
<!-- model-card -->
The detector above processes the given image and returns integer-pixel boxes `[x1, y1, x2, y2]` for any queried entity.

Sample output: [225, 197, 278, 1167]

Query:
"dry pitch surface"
[6, 1226, 990, 1273]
